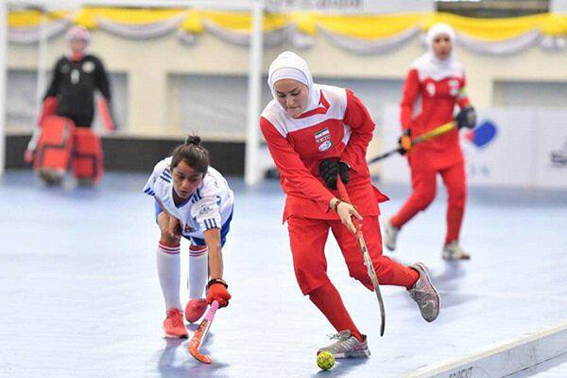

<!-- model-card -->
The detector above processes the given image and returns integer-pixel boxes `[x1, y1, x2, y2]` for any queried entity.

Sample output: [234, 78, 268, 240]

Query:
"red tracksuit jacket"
[401, 54, 471, 170]
[260, 85, 387, 221]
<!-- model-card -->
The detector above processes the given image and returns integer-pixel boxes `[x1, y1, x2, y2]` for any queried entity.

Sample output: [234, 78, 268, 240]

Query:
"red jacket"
[260, 85, 387, 221]
[400, 54, 471, 170]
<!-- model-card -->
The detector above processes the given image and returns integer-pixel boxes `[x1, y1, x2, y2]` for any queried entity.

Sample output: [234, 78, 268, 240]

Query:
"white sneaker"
[408, 263, 440, 322]
[317, 330, 370, 359]
[442, 241, 470, 261]
[383, 218, 400, 252]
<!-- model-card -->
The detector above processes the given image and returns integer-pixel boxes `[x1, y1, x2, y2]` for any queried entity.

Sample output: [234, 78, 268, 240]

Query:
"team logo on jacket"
[71, 69, 80, 84]
[318, 140, 333, 151]
[184, 224, 194, 233]
[315, 128, 333, 151]
[83, 61, 95, 73]
[314, 128, 331, 144]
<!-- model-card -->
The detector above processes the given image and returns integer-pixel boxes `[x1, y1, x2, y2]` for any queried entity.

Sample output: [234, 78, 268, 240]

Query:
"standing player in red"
[260, 51, 441, 359]
[384, 23, 477, 260]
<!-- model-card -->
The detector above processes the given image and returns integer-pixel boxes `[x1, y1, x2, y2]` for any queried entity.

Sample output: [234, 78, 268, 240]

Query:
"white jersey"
[143, 157, 234, 241]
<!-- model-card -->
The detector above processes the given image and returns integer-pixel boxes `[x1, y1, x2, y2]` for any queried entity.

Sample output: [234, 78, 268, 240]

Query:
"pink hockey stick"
[188, 300, 220, 364]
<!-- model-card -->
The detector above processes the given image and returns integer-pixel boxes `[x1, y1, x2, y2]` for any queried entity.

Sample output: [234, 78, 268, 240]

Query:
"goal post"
[0, 2, 7, 176]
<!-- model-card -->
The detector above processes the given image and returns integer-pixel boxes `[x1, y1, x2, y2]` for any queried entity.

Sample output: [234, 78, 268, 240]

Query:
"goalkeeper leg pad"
[71, 128, 103, 184]
[34, 116, 75, 185]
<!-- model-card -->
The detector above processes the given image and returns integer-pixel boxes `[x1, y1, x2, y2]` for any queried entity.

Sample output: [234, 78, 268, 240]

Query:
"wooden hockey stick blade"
[336, 178, 386, 336]
[188, 320, 212, 364]
[188, 300, 220, 364]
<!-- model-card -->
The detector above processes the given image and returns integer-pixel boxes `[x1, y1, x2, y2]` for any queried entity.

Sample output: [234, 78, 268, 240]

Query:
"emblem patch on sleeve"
[199, 206, 214, 217]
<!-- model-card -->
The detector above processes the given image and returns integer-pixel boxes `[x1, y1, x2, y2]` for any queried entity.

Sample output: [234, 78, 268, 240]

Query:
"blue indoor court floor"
[1, 170, 566, 378]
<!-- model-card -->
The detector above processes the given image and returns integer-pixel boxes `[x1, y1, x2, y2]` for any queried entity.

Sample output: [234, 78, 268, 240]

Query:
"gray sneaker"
[317, 330, 370, 359]
[442, 241, 470, 261]
[384, 218, 400, 251]
[408, 263, 440, 322]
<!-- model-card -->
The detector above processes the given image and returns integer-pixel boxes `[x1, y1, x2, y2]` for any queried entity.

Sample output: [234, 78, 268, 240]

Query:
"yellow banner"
[8, 10, 69, 28]
[74, 7, 187, 29]
[8, 9, 567, 39]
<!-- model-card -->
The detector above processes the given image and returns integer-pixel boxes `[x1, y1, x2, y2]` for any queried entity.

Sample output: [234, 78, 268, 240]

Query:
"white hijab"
[426, 22, 455, 50]
[417, 23, 458, 80]
[267, 51, 321, 114]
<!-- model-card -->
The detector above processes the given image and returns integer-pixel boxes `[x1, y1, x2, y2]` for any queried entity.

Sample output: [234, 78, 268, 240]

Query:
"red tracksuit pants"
[391, 161, 466, 244]
[287, 215, 418, 295]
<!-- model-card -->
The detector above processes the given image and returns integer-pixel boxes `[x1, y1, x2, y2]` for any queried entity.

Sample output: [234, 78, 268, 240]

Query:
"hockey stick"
[367, 121, 456, 165]
[188, 300, 220, 364]
[336, 178, 386, 337]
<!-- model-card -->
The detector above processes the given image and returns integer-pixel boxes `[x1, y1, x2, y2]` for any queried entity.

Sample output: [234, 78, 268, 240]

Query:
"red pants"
[287, 215, 418, 295]
[391, 161, 466, 244]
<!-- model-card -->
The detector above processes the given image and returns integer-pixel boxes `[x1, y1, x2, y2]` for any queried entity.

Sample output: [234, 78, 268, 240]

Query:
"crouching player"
[144, 135, 233, 338]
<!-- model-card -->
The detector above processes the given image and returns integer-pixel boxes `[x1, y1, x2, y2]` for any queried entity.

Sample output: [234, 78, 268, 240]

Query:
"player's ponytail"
[184, 135, 202, 146]
[171, 134, 210, 175]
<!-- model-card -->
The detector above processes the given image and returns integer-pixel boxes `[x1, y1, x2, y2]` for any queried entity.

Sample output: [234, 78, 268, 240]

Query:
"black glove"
[456, 106, 477, 129]
[398, 129, 412, 156]
[318, 160, 349, 190]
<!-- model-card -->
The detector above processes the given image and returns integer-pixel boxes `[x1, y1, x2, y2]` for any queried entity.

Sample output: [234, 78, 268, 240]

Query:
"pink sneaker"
[163, 308, 188, 338]
[185, 299, 207, 323]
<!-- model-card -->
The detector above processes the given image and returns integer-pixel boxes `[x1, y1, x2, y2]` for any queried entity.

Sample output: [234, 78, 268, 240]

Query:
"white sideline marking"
[404, 320, 567, 378]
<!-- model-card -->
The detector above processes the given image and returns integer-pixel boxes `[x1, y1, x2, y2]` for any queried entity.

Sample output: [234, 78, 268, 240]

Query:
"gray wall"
[6, 69, 128, 132]
[493, 81, 567, 108]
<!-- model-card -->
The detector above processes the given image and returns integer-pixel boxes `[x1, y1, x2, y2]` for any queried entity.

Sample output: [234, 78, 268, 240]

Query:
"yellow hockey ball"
[317, 351, 335, 371]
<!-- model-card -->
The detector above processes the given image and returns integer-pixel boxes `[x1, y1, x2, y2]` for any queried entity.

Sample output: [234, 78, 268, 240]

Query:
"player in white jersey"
[143, 135, 234, 338]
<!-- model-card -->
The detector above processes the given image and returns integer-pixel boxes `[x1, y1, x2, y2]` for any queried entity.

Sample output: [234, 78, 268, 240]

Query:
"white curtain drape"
[9, 19, 70, 44]
[318, 26, 421, 55]
[96, 14, 186, 39]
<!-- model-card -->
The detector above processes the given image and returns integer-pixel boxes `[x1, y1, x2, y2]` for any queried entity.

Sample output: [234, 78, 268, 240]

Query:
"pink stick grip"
[205, 300, 220, 321]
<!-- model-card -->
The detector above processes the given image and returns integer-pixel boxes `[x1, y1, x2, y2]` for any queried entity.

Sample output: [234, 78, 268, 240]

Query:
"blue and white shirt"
[143, 157, 234, 242]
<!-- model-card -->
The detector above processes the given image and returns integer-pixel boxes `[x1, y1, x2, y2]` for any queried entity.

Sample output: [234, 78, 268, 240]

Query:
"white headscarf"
[417, 23, 458, 80]
[426, 23, 455, 49]
[267, 51, 321, 114]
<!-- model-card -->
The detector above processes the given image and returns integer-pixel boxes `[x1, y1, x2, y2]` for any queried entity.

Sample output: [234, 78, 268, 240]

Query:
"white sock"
[188, 245, 209, 299]
[157, 243, 181, 311]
